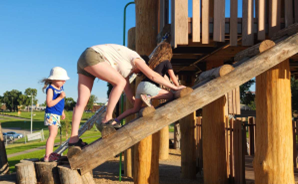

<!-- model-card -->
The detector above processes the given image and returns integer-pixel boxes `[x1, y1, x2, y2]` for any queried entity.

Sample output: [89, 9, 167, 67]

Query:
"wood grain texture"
[171, 0, 188, 47]
[202, 0, 210, 44]
[35, 162, 60, 184]
[242, 0, 254, 46]
[68, 33, 298, 175]
[269, 0, 281, 38]
[258, 0, 266, 40]
[192, 0, 201, 42]
[285, 0, 294, 27]
[213, 0, 225, 42]
[16, 162, 37, 184]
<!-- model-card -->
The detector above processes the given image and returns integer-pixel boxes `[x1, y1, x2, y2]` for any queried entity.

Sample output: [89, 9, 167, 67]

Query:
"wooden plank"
[232, 89, 237, 115]
[240, 120, 246, 183]
[192, 0, 201, 42]
[230, 118, 234, 178]
[230, 0, 238, 46]
[269, 0, 281, 38]
[172, 0, 188, 47]
[213, 0, 225, 42]
[242, 0, 254, 46]
[258, 0, 266, 40]
[293, 121, 297, 168]
[233, 119, 239, 183]
[228, 91, 234, 114]
[68, 33, 298, 175]
[248, 117, 255, 155]
[171, 0, 176, 47]
[235, 87, 241, 115]
[295, 0, 298, 23]
[225, 116, 230, 178]
[202, 0, 210, 44]
[285, 0, 294, 27]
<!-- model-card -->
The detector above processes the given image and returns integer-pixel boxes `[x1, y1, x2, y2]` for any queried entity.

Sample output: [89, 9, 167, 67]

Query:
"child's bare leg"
[70, 74, 94, 144]
[84, 62, 126, 123]
[115, 98, 143, 123]
[151, 89, 174, 101]
[45, 125, 58, 161]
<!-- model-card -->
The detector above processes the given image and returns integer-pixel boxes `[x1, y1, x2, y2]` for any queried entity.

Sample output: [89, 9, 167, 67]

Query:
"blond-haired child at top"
[41, 67, 69, 162]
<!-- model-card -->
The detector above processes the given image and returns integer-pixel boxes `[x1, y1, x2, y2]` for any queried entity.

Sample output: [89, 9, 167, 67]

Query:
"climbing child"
[112, 57, 184, 127]
[41, 67, 69, 162]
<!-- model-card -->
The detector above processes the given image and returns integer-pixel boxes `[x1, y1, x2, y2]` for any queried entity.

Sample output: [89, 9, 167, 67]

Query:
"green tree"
[64, 97, 76, 111]
[86, 95, 98, 111]
[240, 79, 255, 106]
[24, 88, 38, 105]
[2, 90, 22, 112]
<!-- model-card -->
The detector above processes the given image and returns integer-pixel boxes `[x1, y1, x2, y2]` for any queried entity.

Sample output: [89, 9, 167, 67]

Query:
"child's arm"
[46, 89, 66, 108]
[61, 110, 65, 120]
[168, 69, 180, 87]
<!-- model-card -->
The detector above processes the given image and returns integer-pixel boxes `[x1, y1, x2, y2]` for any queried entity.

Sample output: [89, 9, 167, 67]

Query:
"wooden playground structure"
[9, 0, 298, 183]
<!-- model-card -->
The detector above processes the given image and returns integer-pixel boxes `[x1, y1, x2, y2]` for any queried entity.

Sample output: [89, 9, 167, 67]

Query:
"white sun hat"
[47, 67, 70, 80]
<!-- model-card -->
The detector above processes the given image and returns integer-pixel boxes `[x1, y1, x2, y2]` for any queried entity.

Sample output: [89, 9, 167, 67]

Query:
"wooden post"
[174, 122, 181, 149]
[293, 121, 297, 168]
[202, 60, 227, 184]
[16, 162, 37, 184]
[35, 162, 60, 184]
[254, 40, 295, 183]
[159, 126, 169, 160]
[57, 165, 94, 184]
[135, 0, 159, 183]
[124, 27, 136, 178]
[0, 123, 9, 175]
[248, 117, 255, 156]
[196, 116, 203, 173]
[180, 74, 196, 179]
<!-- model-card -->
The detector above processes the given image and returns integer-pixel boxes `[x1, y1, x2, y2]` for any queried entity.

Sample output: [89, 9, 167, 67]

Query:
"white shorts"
[136, 81, 161, 99]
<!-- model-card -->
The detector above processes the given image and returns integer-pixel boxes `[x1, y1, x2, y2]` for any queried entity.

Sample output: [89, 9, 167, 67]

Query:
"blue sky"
[0, 0, 249, 104]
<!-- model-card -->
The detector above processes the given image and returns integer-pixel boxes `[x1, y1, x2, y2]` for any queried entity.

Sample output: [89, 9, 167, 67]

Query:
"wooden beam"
[171, 0, 188, 48]
[230, 0, 238, 46]
[295, 0, 298, 23]
[269, 0, 281, 38]
[258, 0, 266, 40]
[198, 64, 234, 81]
[0, 123, 9, 175]
[202, 0, 210, 44]
[68, 33, 298, 175]
[192, 0, 201, 42]
[242, 0, 254, 46]
[213, 0, 225, 42]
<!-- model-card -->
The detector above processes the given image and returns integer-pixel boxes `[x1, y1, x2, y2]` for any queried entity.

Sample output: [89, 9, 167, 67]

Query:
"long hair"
[40, 78, 52, 92]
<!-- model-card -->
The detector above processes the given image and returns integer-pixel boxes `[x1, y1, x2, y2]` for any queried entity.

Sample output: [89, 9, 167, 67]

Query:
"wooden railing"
[160, 0, 298, 47]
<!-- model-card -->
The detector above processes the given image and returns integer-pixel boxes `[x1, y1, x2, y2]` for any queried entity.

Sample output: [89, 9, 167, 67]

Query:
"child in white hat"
[41, 66, 70, 162]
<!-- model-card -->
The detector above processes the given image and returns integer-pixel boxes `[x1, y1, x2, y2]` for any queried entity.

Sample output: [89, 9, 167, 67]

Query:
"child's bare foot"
[140, 94, 152, 107]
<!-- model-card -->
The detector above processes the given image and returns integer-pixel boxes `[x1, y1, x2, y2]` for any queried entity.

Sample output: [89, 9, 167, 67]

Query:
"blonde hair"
[40, 78, 52, 93]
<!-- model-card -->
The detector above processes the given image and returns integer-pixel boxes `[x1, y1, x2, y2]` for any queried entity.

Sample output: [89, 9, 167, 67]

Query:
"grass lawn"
[7, 136, 101, 172]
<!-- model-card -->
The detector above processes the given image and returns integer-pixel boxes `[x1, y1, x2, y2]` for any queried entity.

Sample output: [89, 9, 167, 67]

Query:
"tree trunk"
[254, 40, 295, 184]
[16, 162, 37, 184]
[35, 162, 60, 184]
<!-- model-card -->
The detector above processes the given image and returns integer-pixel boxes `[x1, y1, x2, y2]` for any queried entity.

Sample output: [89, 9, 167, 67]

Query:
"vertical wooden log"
[192, 0, 201, 42]
[174, 122, 181, 149]
[258, 0, 266, 40]
[16, 162, 37, 184]
[254, 40, 294, 184]
[159, 126, 169, 160]
[180, 112, 197, 179]
[135, 1, 159, 183]
[202, 60, 228, 183]
[230, 0, 238, 46]
[295, 0, 298, 23]
[202, 96, 228, 184]
[230, 118, 234, 179]
[202, 0, 210, 44]
[225, 116, 230, 178]
[180, 74, 196, 179]
[213, 0, 225, 42]
[0, 123, 9, 175]
[269, 0, 281, 38]
[35, 162, 60, 184]
[124, 27, 136, 178]
[196, 117, 203, 172]
[242, 0, 254, 46]
[57, 165, 94, 184]
[293, 121, 297, 168]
